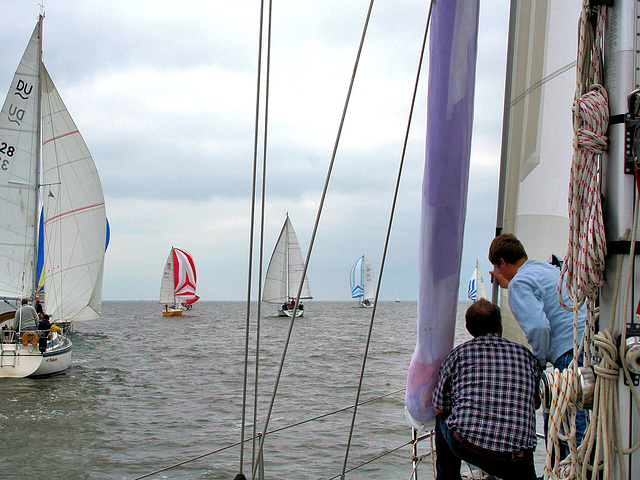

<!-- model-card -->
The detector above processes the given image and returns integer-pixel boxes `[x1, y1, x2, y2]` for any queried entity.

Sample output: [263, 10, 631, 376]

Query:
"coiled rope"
[559, 0, 607, 309]
[546, 1, 640, 478]
[544, 1, 608, 479]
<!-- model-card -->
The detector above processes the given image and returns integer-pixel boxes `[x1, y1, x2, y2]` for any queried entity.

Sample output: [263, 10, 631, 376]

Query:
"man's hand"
[490, 269, 510, 289]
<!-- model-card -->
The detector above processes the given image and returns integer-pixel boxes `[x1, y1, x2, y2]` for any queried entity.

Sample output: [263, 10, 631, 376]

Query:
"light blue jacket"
[507, 259, 585, 366]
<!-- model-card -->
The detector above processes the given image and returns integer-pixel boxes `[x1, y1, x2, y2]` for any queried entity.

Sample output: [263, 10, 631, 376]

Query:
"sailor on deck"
[433, 299, 541, 480]
[489, 233, 587, 453]
[13, 299, 39, 331]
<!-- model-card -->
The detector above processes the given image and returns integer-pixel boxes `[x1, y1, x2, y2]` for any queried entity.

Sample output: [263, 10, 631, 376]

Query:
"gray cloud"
[0, 0, 510, 301]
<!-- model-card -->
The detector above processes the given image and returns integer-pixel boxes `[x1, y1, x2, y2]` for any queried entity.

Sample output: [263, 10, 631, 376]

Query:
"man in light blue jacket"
[488, 233, 586, 452]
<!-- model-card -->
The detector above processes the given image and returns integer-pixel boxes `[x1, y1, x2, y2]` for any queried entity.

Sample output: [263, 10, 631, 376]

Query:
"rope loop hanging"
[574, 86, 608, 155]
[560, 84, 608, 308]
[544, 1, 608, 479]
[559, 1, 608, 310]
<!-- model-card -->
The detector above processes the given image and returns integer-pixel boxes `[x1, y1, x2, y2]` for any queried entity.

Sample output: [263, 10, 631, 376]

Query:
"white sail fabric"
[361, 257, 375, 302]
[159, 249, 175, 304]
[498, 0, 580, 344]
[40, 64, 107, 322]
[263, 215, 312, 303]
[467, 260, 487, 302]
[0, 23, 41, 300]
[350, 255, 375, 302]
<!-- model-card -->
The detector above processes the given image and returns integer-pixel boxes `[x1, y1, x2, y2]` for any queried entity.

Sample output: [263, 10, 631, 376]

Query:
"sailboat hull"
[0, 332, 71, 378]
[30, 337, 72, 377]
[159, 248, 198, 316]
[0, 343, 43, 377]
[278, 307, 304, 318]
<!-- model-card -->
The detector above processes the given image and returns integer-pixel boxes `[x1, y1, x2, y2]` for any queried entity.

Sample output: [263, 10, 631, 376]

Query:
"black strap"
[610, 113, 626, 125]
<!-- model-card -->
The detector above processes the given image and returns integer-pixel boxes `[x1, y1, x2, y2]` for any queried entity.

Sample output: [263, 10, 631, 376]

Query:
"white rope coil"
[544, 365, 580, 480]
[580, 329, 620, 480]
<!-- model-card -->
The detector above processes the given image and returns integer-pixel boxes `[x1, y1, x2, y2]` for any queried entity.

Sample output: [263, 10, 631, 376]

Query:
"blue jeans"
[435, 414, 537, 480]
[543, 350, 587, 458]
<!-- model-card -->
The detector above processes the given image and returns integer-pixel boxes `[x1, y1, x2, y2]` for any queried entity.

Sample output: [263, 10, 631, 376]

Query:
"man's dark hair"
[488, 233, 528, 266]
[465, 299, 502, 337]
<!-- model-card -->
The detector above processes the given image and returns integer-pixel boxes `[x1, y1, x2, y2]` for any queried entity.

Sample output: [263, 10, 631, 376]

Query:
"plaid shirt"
[433, 333, 541, 452]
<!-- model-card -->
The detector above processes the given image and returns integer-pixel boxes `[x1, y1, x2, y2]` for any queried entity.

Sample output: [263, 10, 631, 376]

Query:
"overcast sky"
[0, 0, 509, 301]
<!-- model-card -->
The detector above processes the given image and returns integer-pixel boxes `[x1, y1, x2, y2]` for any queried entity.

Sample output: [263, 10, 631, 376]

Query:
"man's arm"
[432, 355, 454, 414]
[509, 281, 551, 366]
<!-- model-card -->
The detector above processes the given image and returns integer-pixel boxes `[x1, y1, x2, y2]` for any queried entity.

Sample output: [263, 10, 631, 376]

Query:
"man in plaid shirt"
[433, 299, 541, 479]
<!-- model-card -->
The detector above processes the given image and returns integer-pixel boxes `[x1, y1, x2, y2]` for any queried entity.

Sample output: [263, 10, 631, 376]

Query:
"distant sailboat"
[350, 255, 376, 307]
[262, 214, 312, 317]
[160, 247, 199, 317]
[467, 260, 487, 302]
[0, 16, 107, 378]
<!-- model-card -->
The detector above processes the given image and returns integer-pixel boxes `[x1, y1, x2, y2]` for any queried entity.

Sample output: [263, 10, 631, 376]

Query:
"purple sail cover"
[405, 0, 480, 424]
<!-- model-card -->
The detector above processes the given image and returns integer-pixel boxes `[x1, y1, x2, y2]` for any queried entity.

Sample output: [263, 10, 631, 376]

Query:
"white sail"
[467, 260, 487, 302]
[361, 257, 375, 302]
[350, 255, 375, 303]
[0, 16, 102, 378]
[263, 215, 312, 303]
[497, 0, 580, 344]
[159, 249, 176, 304]
[0, 22, 41, 300]
[40, 65, 107, 322]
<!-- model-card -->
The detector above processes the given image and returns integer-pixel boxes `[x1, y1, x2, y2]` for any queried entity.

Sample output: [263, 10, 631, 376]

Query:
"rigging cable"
[339, 1, 433, 478]
[251, 0, 273, 477]
[236, 0, 268, 477]
[130, 390, 405, 480]
[251, 0, 377, 477]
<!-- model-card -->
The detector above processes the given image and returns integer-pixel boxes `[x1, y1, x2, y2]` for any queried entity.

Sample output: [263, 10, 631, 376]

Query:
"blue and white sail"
[405, 0, 480, 425]
[467, 259, 487, 302]
[350, 255, 375, 306]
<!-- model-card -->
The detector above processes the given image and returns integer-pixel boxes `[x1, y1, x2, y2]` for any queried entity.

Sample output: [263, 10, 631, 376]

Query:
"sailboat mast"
[32, 15, 43, 303]
[492, 0, 517, 305]
[172, 247, 177, 306]
[601, 0, 640, 476]
[284, 216, 290, 300]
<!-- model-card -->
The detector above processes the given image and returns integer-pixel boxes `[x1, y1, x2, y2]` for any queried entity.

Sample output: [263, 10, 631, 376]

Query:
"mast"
[172, 247, 177, 306]
[32, 15, 43, 303]
[601, 0, 640, 476]
[285, 215, 290, 300]
[492, 0, 518, 307]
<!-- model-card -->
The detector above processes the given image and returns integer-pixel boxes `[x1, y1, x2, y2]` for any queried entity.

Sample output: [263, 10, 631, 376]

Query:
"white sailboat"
[262, 214, 312, 317]
[159, 247, 199, 317]
[466, 259, 487, 302]
[0, 16, 107, 378]
[350, 255, 376, 307]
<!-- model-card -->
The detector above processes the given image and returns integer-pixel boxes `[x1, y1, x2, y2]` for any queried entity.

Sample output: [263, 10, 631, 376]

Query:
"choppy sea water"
[0, 300, 544, 479]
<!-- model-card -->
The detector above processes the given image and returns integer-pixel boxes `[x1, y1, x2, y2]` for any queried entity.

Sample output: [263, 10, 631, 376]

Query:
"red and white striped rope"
[559, 1, 607, 309]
